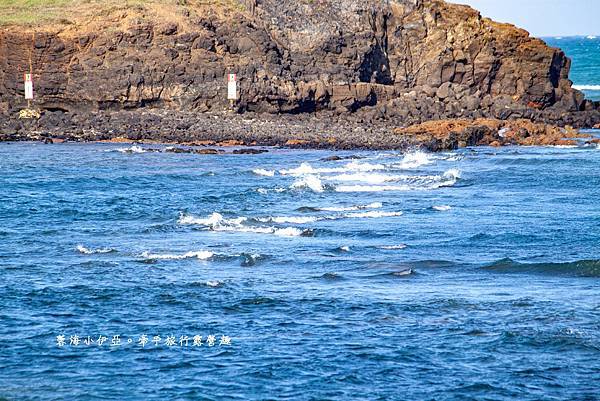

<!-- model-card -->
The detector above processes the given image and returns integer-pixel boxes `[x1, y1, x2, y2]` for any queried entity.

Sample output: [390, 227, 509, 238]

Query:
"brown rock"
[394, 118, 581, 150]
[285, 139, 309, 147]
[217, 140, 244, 147]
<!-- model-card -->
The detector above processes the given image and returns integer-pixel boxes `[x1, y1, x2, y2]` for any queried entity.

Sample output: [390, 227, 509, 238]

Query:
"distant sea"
[545, 36, 600, 101]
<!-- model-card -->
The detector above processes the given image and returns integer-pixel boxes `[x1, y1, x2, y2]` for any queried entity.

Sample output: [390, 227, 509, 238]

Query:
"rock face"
[0, 0, 599, 129]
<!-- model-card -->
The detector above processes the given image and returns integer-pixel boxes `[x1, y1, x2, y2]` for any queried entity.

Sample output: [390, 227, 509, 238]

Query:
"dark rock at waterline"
[194, 148, 220, 155]
[321, 155, 364, 162]
[232, 148, 268, 155]
[165, 147, 194, 154]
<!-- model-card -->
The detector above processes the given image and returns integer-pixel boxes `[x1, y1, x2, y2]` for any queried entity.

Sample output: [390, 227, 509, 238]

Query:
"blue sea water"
[1, 139, 600, 400]
[545, 36, 600, 101]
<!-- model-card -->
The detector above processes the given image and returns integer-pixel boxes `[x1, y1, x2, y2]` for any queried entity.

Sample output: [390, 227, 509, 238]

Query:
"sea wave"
[76, 245, 115, 254]
[179, 203, 401, 235]
[178, 212, 247, 226]
[290, 175, 325, 192]
[573, 85, 600, 91]
[484, 258, 600, 277]
[116, 145, 146, 154]
[335, 169, 460, 192]
[279, 161, 385, 176]
[395, 150, 434, 169]
[257, 216, 319, 224]
[140, 250, 214, 260]
[178, 212, 310, 237]
[344, 210, 403, 219]
[432, 205, 452, 211]
[252, 168, 275, 177]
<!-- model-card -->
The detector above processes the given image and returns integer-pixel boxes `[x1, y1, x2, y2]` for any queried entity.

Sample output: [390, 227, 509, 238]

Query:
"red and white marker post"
[227, 73, 237, 107]
[24, 73, 34, 106]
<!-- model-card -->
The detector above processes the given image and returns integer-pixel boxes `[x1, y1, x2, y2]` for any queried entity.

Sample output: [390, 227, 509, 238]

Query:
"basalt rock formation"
[1, 0, 599, 144]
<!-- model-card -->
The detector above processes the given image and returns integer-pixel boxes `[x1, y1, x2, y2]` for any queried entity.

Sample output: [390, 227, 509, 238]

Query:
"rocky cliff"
[1, 0, 599, 143]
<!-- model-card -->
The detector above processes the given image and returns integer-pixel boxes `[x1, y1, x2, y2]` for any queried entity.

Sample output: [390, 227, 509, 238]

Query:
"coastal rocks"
[1, 105, 593, 151]
[394, 118, 591, 149]
[232, 148, 268, 154]
[195, 148, 220, 155]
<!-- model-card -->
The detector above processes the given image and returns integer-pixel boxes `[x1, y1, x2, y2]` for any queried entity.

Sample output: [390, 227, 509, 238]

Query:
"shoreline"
[3, 110, 599, 152]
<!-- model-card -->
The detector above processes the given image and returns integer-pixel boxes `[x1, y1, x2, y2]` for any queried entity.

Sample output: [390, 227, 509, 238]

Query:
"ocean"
[545, 36, 600, 101]
[1, 139, 599, 400]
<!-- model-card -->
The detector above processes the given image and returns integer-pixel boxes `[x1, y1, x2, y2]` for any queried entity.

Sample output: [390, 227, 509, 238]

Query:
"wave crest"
[253, 168, 275, 177]
[77, 245, 115, 254]
[140, 250, 214, 260]
[290, 175, 325, 192]
[178, 212, 311, 237]
[396, 150, 433, 169]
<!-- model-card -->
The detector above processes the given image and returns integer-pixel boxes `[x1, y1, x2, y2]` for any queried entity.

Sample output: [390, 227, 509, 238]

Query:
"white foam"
[442, 154, 464, 162]
[206, 280, 222, 287]
[378, 244, 407, 250]
[290, 175, 325, 192]
[573, 85, 600, 91]
[586, 35, 597, 40]
[345, 210, 403, 219]
[444, 168, 461, 179]
[432, 205, 452, 211]
[212, 225, 274, 234]
[396, 150, 433, 169]
[76, 245, 114, 254]
[339, 246, 350, 252]
[279, 162, 325, 175]
[343, 160, 386, 172]
[273, 227, 304, 237]
[117, 145, 146, 154]
[253, 168, 275, 177]
[258, 216, 319, 224]
[394, 269, 413, 276]
[335, 169, 460, 192]
[179, 212, 226, 226]
[141, 250, 214, 260]
[179, 212, 307, 237]
[256, 187, 286, 195]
